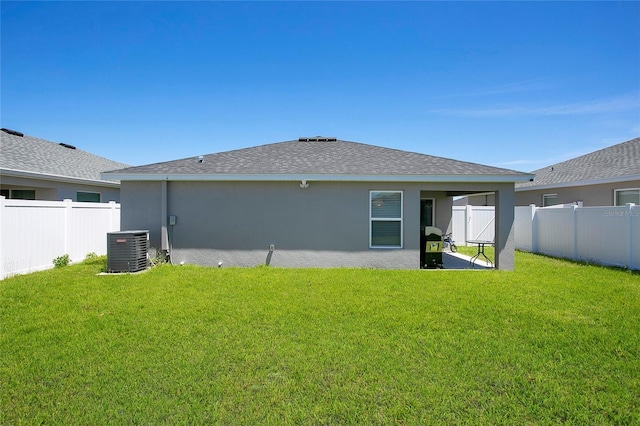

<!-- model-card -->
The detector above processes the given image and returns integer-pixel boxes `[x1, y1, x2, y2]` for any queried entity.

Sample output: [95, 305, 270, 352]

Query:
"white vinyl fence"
[451, 205, 495, 245]
[515, 204, 639, 270]
[452, 203, 639, 270]
[0, 197, 120, 279]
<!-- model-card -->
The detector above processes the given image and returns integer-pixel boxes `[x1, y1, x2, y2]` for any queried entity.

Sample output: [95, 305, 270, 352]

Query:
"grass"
[1, 253, 639, 425]
[456, 244, 495, 262]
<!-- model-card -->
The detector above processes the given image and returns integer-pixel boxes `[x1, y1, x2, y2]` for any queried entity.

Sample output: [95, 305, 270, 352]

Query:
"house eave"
[516, 174, 640, 192]
[2, 168, 121, 187]
[102, 172, 534, 183]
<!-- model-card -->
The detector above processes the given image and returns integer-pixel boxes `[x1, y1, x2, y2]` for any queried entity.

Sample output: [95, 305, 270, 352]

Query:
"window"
[77, 191, 101, 203]
[370, 191, 403, 248]
[615, 188, 640, 206]
[9, 189, 35, 200]
[542, 193, 558, 207]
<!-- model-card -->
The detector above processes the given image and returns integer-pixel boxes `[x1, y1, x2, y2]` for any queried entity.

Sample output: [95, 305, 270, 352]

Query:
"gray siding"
[456, 193, 495, 206]
[120, 180, 516, 269]
[120, 181, 163, 247]
[495, 186, 516, 270]
[1, 174, 122, 202]
[166, 181, 425, 269]
[170, 181, 372, 251]
[515, 180, 640, 207]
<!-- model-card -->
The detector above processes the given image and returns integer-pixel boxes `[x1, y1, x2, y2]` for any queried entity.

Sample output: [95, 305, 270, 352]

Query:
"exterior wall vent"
[1, 128, 24, 137]
[107, 230, 149, 273]
[298, 136, 337, 142]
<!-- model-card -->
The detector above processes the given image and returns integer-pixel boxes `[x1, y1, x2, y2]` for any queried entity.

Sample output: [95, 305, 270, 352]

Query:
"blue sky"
[2, 1, 639, 171]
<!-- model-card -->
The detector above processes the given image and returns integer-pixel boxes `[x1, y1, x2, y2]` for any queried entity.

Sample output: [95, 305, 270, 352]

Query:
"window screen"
[370, 191, 403, 248]
[77, 192, 101, 202]
[11, 190, 35, 200]
[615, 189, 640, 206]
[542, 194, 558, 207]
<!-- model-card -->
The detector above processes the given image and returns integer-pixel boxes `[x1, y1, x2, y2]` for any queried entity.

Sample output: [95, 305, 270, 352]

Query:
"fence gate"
[452, 205, 495, 245]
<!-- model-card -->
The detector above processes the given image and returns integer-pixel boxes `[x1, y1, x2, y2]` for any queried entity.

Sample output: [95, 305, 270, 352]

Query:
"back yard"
[1, 252, 638, 424]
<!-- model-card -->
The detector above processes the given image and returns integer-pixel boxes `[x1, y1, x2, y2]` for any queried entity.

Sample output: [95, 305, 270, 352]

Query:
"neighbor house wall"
[455, 193, 495, 207]
[515, 180, 640, 207]
[0, 174, 122, 202]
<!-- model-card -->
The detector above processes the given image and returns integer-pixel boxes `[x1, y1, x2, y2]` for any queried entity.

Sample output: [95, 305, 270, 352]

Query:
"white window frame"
[614, 188, 640, 206]
[369, 190, 403, 249]
[542, 193, 558, 207]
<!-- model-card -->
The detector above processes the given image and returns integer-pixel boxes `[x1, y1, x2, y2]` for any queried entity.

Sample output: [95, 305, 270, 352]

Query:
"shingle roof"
[1, 129, 130, 184]
[105, 138, 530, 181]
[517, 137, 640, 189]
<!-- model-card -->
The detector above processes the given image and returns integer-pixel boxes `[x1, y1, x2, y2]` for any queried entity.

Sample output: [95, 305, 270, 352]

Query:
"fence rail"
[0, 197, 120, 279]
[452, 204, 639, 270]
[515, 204, 638, 270]
[3, 198, 636, 278]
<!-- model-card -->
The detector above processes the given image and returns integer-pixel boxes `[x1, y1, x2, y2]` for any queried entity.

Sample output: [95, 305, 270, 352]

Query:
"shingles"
[0, 131, 130, 182]
[109, 139, 527, 176]
[517, 137, 640, 188]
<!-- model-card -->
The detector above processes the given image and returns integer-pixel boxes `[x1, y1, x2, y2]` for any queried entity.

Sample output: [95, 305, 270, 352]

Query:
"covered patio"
[424, 251, 494, 270]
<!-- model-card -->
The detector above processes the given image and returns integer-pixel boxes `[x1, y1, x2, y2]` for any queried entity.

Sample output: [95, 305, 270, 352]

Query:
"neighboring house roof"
[1, 128, 130, 186]
[517, 137, 640, 191]
[104, 137, 532, 183]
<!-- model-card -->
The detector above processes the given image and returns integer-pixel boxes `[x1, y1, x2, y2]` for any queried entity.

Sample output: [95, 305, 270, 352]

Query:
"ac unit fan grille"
[107, 231, 149, 273]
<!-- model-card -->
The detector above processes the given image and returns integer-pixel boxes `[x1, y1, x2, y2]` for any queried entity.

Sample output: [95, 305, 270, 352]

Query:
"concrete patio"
[424, 252, 494, 270]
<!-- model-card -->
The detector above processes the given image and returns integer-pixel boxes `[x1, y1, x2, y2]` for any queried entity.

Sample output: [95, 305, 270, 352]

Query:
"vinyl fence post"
[0, 196, 5, 279]
[572, 204, 578, 261]
[529, 204, 538, 253]
[64, 199, 72, 257]
[109, 201, 118, 231]
[627, 203, 635, 270]
[465, 204, 472, 246]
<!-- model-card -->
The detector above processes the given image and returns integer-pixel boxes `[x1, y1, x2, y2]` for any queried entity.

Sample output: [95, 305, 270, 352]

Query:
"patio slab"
[423, 252, 493, 270]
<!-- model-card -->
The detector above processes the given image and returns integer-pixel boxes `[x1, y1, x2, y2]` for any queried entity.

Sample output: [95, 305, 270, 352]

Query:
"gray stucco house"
[457, 136, 640, 207]
[1, 128, 129, 202]
[103, 137, 533, 270]
[515, 136, 640, 207]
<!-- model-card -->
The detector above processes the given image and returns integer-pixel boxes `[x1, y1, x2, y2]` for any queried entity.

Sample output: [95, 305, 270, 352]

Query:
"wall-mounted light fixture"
[300, 180, 309, 189]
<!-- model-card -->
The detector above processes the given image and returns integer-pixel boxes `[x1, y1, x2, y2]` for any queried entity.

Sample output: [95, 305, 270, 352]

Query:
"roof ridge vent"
[59, 142, 77, 150]
[298, 136, 337, 142]
[1, 128, 24, 137]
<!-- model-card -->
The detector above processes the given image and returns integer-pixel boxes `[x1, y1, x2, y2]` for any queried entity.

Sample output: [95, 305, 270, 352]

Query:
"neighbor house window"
[542, 193, 558, 207]
[370, 191, 403, 248]
[9, 189, 36, 200]
[614, 188, 640, 206]
[77, 191, 101, 203]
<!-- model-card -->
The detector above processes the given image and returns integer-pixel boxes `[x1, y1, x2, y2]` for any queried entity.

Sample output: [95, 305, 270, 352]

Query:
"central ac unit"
[107, 230, 149, 273]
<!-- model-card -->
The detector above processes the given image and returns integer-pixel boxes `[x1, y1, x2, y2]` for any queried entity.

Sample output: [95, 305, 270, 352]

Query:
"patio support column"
[495, 185, 516, 270]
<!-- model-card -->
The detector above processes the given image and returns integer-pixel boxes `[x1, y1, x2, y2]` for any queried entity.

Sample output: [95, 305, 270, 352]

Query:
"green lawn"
[1, 253, 638, 424]
[456, 244, 495, 260]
